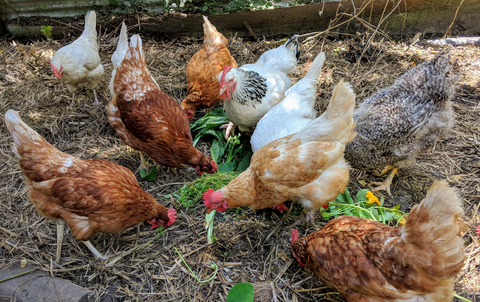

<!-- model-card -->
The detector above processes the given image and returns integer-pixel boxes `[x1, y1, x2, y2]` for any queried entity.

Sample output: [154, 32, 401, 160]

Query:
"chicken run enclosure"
[0, 0, 480, 301]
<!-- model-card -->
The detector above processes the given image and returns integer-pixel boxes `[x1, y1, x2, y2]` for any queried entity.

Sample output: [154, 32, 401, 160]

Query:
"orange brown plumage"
[291, 181, 467, 302]
[4, 109, 177, 254]
[108, 34, 217, 174]
[203, 80, 356, 224]
[180, 16, 237, 117]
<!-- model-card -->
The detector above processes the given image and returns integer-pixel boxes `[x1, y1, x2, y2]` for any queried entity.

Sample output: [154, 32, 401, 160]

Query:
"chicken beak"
[219, 87, 227, 100]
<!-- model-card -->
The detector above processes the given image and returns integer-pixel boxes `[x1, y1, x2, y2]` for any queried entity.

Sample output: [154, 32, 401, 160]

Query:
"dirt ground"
[0, 26, 479, 302]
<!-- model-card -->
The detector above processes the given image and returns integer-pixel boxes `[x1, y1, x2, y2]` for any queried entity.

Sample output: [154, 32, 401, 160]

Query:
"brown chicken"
[5, 109, 177, 263]
[291, 181, 467, 302]
[180, 16, 237, 118]
[203, 80, 356, 224]
[108, 34, 217, 174]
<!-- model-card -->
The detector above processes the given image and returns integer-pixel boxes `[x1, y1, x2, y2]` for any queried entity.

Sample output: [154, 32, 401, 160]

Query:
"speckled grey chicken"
[345, 51, 458, 195]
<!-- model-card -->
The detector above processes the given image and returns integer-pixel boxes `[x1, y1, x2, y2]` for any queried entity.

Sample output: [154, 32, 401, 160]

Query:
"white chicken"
[250, 52, 325, 152]
[218, 35, 300, 138]
[50, 11, 104, 105]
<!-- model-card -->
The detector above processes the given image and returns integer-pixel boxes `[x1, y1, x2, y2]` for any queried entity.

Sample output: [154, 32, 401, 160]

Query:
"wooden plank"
[3, 0, 480, 39]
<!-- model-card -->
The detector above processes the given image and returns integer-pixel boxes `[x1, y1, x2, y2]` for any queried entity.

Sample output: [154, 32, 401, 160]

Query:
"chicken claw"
[137, 151, 151, 173]
[220, 122, 235, 140]
[83, 240, 108, 260]
[370, 167, 398, 197]
[272, 203, 288, 212]
[92, 90, 101, 106]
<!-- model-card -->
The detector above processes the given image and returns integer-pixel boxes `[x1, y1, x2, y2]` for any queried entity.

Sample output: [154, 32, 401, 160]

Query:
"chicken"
[180, 16, 238, 118]
[250, 52, 325, 153]
[109, 21, 129, 97]
[345, 51, 458, 196]
[107, 34, 217, 174]
[203, 80, 356, 224]
[218, 35, 300, 138]
[4, 109, 177, 263]
[50, 11, 104, 105]
[291, 180, 467, 302]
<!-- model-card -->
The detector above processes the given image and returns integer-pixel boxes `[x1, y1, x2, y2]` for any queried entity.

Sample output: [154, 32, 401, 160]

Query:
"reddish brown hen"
[5, 110, 177, 263]
[108, 34, 217, 174]
[181, 16, 237, 118]
[291, 181, 467, 302]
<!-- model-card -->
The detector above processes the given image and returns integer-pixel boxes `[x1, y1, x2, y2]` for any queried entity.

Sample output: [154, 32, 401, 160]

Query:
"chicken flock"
[3, 10, 473, 301]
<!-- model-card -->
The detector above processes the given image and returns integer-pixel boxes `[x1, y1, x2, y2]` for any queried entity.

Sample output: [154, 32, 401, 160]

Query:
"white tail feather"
[110, 22, 129, 95]
[304, 52, 325, 82]
[82, 11, 97, 38]
[4, 110, 42, 157]
[293, 80, 356, 144]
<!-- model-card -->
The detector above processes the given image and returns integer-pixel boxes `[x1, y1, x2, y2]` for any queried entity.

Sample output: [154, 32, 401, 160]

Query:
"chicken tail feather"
[202, 16, 228, 46]
[82, 11, 97, 38]
[110, 22, 129, 96]
[304, 52, 325, 82]
[4, 110, 43, 157]
[402, 180, 467, 277]
[294, 80, 356, 144]
[112, 22, 129, 70]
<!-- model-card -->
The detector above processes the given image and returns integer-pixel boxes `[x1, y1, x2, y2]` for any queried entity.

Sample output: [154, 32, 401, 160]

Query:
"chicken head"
[219, 65, 237, 100]
[291, 229, 306, 267]
[203, 188, 228, 213]
[149, 208, 178, 229]
[50, 61, 63, 79]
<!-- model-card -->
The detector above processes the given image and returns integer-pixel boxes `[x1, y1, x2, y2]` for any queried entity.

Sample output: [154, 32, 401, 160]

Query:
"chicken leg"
[138, 151, 151, 173]
[220, 122, 235, 140]
[56, 220, 64, 263]
[83, 240, 108, 260]
[370, 167, 398, 197]
[92, 90, 101, 105]
[71, 93, 76, 106]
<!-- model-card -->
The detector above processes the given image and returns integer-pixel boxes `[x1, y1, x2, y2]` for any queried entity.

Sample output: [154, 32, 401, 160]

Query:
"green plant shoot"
[40, 25, 52, 39]
[322, 188, 407, 226]
[140, 166, 157, 181]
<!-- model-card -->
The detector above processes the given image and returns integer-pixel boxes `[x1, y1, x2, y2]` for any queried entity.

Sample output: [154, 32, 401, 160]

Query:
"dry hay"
[0, 27, 479, 302]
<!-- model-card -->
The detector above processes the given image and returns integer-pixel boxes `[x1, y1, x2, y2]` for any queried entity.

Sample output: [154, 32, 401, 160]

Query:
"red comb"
[50, 61, 62, 79]
[211, 160, 218, 172]
[203, 189, 214, 206]
[167, 208, 177, 226]
[476, 225, 480, 237]
[220, 65, 232, 86]
[291, 229, 299, 243]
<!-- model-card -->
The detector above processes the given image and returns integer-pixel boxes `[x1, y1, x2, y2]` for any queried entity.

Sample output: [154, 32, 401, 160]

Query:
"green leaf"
[355, 189, 370, 203]
[140, 166, 157, 181]
[391, 203, 402, 210]
[235, 153, 252, 172]
[227, 282, 254, 302]
[218, 162, 235, 172]
[210, 138, 226, 163]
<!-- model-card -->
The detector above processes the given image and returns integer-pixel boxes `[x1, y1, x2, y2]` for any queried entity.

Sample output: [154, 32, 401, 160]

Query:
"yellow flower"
[397, 216, 406, 226]
[366, 191, 380, 206]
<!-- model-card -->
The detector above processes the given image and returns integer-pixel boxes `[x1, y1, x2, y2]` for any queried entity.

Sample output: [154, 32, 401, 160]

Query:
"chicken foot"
[137, 151, 151, 173]
[92, 90, 101, 106]
[370, 167, 398, 197]
[56, 220, 64, 263]
[220, 122, 235, 140]
[83, 240, 108, 260]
